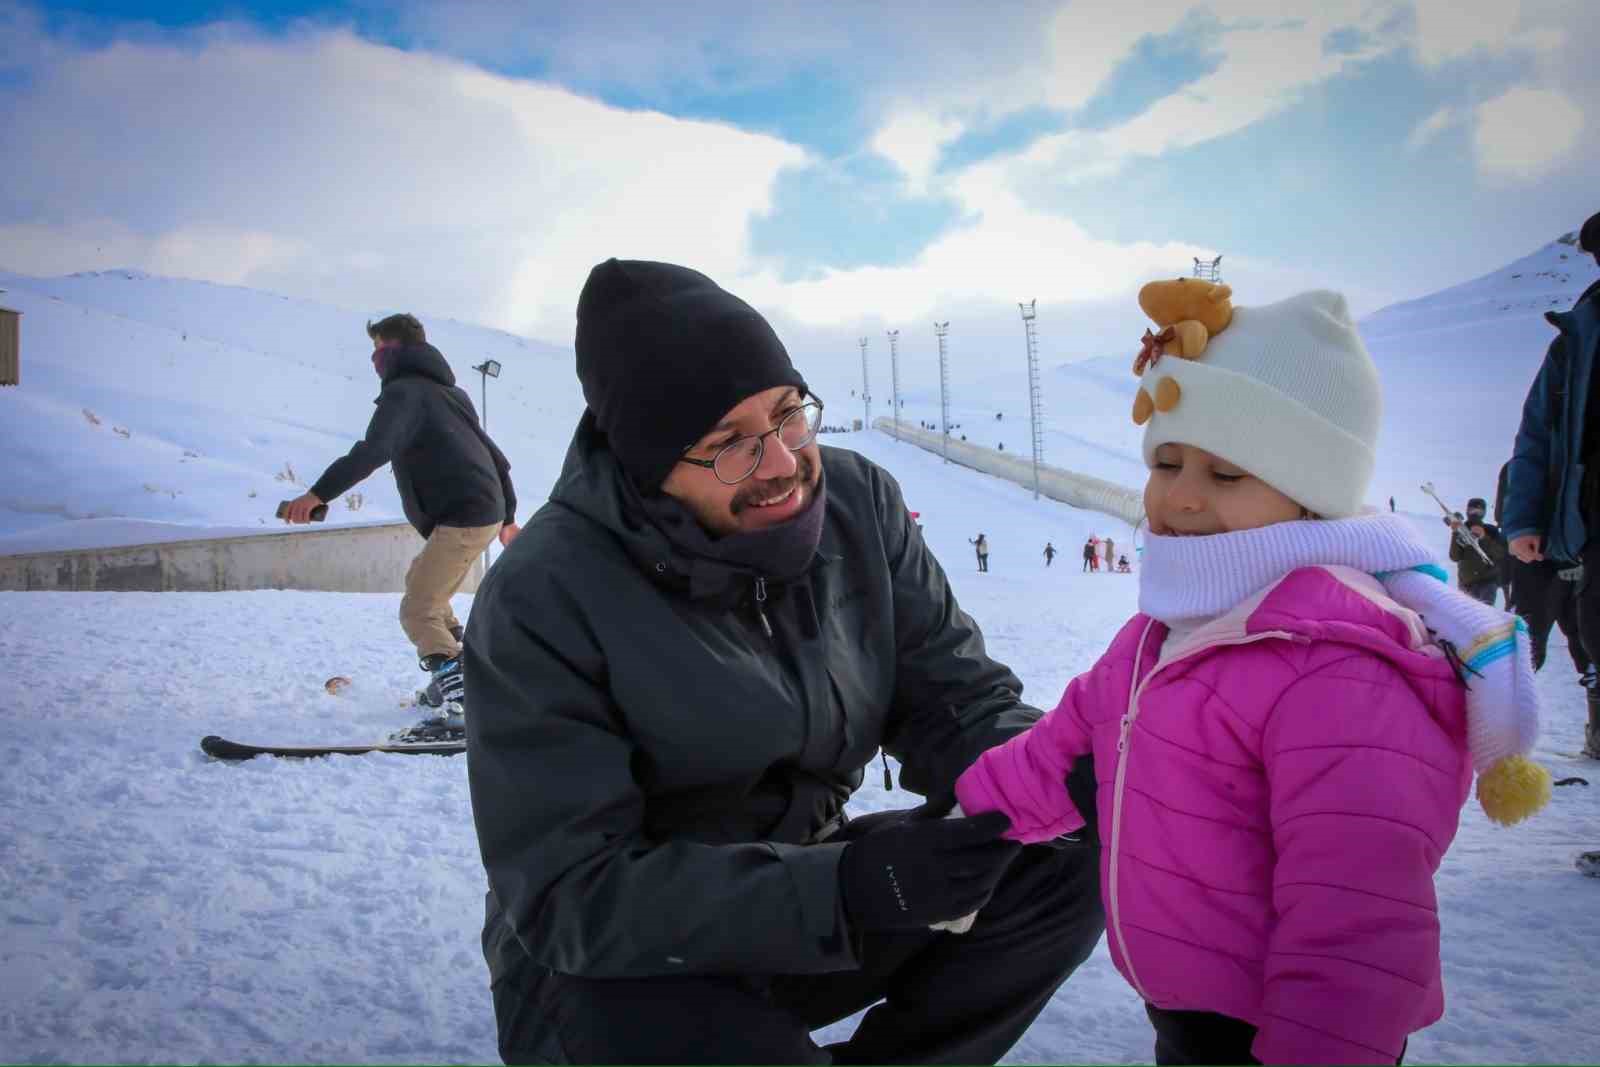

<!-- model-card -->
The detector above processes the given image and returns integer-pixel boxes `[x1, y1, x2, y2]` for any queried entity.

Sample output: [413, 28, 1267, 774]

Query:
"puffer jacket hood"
[380, 341, 457, 389]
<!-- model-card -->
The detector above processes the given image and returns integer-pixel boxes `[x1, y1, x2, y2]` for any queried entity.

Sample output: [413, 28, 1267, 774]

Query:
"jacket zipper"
[1107, 624, 1299, 1005]
[753, 576, 773, 638]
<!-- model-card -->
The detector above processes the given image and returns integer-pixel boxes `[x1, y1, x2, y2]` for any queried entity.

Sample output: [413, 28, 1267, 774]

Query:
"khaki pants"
[400, 522, 500, 660]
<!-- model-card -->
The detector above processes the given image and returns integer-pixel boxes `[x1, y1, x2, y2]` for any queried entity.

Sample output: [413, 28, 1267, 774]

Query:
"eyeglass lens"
[713, 402, 822, 484]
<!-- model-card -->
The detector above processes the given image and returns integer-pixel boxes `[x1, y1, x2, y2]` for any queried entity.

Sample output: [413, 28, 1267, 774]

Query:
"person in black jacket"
[282, 313, 518, 711]
[1497, 463, 1593, 683]
[464, 260, 1104, 1066]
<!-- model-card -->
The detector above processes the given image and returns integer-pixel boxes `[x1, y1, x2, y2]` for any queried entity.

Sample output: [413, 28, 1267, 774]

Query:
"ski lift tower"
[934, 321, 951, 464]
[1019, 300, 1044, 500]
[858, 336, 871, 430]
[1192, 255, 1223, 282]
[886, 329, 901, 442]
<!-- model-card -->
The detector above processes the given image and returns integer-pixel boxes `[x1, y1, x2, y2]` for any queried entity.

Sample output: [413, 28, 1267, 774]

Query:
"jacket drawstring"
[753, 576, 772, 638]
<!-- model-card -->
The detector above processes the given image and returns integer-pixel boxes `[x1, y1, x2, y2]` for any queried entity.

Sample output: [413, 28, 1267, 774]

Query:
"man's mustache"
[730, 452, 818, 515]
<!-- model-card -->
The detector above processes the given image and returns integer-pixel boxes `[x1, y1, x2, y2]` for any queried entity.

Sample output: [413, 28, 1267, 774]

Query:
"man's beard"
[729, 450, 819, 516]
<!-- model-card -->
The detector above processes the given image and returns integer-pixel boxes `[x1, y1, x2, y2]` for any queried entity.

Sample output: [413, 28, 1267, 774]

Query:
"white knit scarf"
[1138, 513, 1539, 774]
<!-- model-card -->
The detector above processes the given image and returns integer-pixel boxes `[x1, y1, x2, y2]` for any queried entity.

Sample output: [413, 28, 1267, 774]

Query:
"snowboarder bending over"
[281, 313, 519, 721]
[969, 532, 989, 572]
[1504, 209, 1600, 759]
[1044, 541, 1056, 566]
[463, 259, 1103, 1066]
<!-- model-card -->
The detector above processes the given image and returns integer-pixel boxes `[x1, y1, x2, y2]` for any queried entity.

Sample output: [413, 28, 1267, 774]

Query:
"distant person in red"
[1082, 537, 1097, 571]
[1504, 210, 1600, 758]
[282, 313, 519, 718]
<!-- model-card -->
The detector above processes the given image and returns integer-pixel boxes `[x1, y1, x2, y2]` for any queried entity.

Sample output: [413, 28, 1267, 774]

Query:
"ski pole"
[1420, 482, 1493, 566]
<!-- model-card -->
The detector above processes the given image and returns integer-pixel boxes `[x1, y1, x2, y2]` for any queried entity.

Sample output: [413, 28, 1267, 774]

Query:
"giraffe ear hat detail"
[1132, 285, 1381, 520]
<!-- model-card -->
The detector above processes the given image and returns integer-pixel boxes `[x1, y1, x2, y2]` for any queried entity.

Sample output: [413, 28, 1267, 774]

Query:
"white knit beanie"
[1139, 290, 1381, 518]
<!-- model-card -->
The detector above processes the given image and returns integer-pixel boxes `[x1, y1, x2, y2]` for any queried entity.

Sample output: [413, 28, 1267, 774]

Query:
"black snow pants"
[1512, 558, 1590, 675]
[1144, 1005, 1407, 1065]
[491, 805, 1104, 1065]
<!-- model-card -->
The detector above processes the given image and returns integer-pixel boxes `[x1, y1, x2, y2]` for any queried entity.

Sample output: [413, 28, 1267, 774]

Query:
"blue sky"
[1, 0, 1594, 385]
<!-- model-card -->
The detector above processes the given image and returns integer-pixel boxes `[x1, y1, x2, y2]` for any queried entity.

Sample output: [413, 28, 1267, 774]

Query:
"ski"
[200, 734, 465, 760]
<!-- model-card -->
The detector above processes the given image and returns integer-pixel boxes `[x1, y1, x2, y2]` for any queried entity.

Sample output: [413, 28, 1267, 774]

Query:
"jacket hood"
[549, 411, 831, 602]
[380, 342, 456, 388]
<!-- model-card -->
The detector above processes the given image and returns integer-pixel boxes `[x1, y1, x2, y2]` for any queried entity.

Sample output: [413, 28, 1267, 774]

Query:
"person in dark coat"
[283, 313, 517, 709]
[1044, 541, 1056, 567]
[1446, 497, 1507, 605]
[463, 260, 1104, 1066]
[1504, 210, 1600, 758]
[1082, 538, 1097, 571]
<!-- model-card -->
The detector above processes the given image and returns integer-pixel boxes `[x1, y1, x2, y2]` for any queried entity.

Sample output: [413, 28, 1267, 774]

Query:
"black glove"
[838, 810, 1020, 932]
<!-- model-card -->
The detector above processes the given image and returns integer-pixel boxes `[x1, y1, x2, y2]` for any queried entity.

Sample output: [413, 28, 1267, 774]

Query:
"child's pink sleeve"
[954, 669, 1096, 844]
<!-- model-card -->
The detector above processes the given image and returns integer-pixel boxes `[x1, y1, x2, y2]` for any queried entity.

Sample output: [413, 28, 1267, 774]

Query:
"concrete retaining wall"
[0, 522, 481, 593]
[874, 418, 1145, 527]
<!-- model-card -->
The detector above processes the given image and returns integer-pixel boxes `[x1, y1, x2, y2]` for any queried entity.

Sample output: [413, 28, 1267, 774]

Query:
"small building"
[0, 299, 17, 386]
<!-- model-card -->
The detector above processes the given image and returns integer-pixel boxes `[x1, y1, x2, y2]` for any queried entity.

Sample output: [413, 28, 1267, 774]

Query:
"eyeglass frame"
[676, 395, 826, 486]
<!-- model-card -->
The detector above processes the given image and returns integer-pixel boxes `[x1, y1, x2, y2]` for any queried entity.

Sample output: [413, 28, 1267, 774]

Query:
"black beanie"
[575, 259, 808, 491]
[1581, 211, 1600, 256]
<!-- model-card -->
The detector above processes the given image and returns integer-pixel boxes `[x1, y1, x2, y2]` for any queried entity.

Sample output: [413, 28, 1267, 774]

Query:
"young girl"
[954, 288, 1549, 1065]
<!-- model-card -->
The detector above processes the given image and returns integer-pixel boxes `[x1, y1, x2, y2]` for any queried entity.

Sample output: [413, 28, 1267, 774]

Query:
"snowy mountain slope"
[1, 232, 1594, 550]
[0, 268, 585, 548]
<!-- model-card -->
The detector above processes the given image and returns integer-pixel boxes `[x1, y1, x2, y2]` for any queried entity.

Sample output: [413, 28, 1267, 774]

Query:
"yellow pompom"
[1476, 754, 1552, 827]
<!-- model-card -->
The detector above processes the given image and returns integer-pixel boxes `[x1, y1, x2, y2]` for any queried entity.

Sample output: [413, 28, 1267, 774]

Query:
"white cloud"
[870, 110, 964, 194]
[1472, 86, 1584, 180]
[0, 26, 807, 340]
[1407, 106, 1464, 150]
[1413, 0, 1523, 66]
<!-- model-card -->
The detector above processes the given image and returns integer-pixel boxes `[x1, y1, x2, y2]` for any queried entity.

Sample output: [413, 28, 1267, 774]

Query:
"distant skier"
[1445, 497, 1507, 606]
[1389, 495, 1396, 512]
[281, 313, 519, 720]
[1116, 555, 1131, 573]
[969, 533, 989, 572]
[1082, 538, 1097, 572]
[1043, 542, 1056, 567]
[1505, 209, 1600, 758]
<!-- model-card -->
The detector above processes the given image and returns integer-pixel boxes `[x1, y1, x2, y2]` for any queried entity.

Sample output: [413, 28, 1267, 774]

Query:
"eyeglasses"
[677, 397, 825, 485]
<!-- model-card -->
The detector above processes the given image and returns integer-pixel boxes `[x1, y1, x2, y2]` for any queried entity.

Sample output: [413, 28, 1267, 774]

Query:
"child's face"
[1144, 443, 1305, 535]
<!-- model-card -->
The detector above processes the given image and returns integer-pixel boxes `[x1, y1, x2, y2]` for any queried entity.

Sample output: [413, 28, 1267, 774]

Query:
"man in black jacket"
[464, 260, 1103, 1065]
[283, 313, 518, 711]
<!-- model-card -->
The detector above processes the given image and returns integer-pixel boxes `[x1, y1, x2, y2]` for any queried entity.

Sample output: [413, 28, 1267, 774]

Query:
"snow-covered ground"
[3, 430, 1599, 1064]
[5, 239, 1600, 1062]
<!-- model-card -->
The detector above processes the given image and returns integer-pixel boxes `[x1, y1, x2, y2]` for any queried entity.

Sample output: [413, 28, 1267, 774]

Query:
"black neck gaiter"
[634, 466, 828, 584]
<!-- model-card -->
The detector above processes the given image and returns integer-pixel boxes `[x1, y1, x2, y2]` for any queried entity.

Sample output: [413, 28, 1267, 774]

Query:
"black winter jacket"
[463, 413, 1042, 982]
[310, 343, 515, 538]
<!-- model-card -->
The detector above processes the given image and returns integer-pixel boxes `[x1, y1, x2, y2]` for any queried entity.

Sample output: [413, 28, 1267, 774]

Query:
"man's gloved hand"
[838, 810, 1020, 932]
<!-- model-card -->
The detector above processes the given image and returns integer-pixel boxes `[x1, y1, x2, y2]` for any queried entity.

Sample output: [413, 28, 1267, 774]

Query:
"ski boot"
[394, 653, 465, 745]
[1583, 687, 1600, 760]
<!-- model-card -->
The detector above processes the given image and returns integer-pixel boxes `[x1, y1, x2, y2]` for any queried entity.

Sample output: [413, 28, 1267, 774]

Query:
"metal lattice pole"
[886, 329, 901, 441]
[858, 336, 871, 431]
[1019, 300, 1044, 500]
[934, 321, 951, 465]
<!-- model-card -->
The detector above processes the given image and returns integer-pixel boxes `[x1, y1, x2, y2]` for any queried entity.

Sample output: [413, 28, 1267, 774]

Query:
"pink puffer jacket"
[955, 566, 1472, 1064]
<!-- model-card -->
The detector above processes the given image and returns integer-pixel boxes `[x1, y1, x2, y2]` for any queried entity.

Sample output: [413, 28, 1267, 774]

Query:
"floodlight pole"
[934, 321, 951, 464]
[859, 337, 871, 430]
[1019, 300, 1044, 501]
[886, 329, 901, 442]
